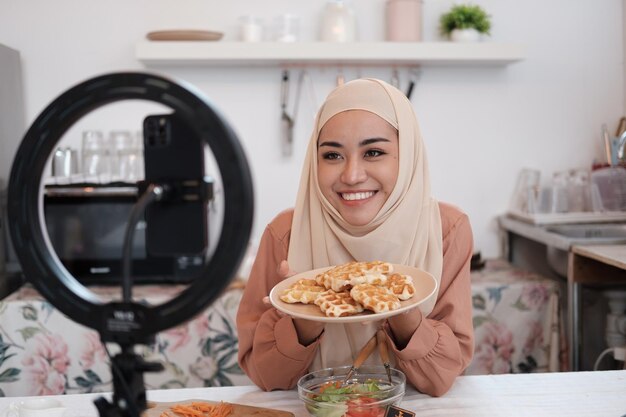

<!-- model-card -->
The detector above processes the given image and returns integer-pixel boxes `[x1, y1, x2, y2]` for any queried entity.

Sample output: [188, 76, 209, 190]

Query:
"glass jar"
[319, 0, 357, 42]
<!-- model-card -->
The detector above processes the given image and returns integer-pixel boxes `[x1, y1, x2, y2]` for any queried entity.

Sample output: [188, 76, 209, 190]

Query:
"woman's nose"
[340, 159, 367, 184]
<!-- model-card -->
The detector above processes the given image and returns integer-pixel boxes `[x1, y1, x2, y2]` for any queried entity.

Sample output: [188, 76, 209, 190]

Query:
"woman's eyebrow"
[360, 137, 390, 146]
[318, 137, 390, 148]
[318, 140, 342, 148]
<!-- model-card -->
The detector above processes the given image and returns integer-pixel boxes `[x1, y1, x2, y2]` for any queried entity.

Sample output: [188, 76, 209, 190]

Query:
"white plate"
[269, 264, 437, 323]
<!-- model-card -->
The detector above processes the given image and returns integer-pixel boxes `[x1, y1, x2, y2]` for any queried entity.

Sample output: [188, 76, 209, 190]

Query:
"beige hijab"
[288, 78, 443, 369]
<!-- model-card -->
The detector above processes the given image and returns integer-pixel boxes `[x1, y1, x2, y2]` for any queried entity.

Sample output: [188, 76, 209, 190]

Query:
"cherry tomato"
[345, 397, 384, 417]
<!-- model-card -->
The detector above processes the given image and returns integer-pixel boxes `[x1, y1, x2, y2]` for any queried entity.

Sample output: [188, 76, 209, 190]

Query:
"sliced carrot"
[162, 401, 233, 417]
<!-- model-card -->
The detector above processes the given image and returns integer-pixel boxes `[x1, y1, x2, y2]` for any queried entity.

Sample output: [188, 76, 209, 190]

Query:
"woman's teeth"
[341, 191, 375, 201]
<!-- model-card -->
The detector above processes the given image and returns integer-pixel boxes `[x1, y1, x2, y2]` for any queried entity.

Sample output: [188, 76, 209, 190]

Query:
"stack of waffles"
[279, 261, 415, 317]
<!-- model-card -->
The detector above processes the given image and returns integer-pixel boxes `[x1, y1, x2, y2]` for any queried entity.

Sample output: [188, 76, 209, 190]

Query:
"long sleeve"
[236, 210, 320, 390]
[385, 204, 474, 396]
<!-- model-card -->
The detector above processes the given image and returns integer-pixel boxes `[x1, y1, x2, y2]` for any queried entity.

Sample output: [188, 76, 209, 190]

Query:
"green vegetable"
[306, 402, 349, 417]
[311, 380, 384, 403]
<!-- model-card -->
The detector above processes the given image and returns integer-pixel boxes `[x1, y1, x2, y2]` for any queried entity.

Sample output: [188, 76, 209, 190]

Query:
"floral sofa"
[0, 259, 562, 397]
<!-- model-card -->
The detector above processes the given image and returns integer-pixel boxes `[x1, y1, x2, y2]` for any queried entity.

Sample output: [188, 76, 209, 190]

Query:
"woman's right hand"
[277, 259, 296, 279]
[271, 260, 325, 345]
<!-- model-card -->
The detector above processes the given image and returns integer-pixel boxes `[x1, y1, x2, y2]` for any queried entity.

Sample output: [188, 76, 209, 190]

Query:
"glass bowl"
[297, 365, 406, 417]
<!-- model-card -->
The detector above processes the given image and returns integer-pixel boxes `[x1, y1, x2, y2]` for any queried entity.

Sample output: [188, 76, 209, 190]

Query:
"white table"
[0, 371, 624, 417]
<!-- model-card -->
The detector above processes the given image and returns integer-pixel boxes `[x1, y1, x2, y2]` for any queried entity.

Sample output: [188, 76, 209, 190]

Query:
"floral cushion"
[0, 284, 251, 397]
[465, 259, 563, 374]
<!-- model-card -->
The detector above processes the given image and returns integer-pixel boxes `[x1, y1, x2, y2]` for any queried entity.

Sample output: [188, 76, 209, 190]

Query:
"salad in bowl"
[297, 365, 406, 417]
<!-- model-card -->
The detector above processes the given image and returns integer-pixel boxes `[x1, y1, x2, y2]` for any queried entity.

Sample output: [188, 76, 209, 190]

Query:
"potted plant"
[439, 4, 491, 42]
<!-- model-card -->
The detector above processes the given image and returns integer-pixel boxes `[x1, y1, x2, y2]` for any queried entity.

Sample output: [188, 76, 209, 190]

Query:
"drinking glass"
[82, 130, 109, 183]
[509, 168, 540, 213]
[273, 14, 300, 42]
[109, 130, 135, 182]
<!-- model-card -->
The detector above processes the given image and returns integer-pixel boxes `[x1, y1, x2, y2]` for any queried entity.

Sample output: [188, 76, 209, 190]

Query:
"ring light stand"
[7, 73, 254, 417]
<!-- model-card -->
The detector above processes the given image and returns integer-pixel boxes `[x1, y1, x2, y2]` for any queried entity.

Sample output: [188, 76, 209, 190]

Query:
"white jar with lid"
[239, 15, 264, 42]
[319, 0, 357, 42]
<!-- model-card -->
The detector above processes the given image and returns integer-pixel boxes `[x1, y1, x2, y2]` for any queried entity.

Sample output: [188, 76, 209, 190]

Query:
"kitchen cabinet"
[499, 215, 626, 371]
[568, 244, 626, 371]
[135, 41, 525, 67]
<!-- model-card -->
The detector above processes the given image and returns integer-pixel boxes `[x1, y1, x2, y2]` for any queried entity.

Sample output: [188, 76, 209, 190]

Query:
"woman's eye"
[364, 149, 385, 158]
[321, 151, 342, 160]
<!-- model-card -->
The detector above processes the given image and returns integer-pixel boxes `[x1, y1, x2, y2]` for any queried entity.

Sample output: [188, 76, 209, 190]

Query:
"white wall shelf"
[135, 41, 526, 67]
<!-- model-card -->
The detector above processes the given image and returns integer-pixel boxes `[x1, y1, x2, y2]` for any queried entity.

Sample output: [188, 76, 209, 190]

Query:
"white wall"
[0, 0, 623, 258]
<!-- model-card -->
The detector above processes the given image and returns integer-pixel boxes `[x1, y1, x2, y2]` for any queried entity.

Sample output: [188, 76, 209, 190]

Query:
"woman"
[237, 78, 474, 396]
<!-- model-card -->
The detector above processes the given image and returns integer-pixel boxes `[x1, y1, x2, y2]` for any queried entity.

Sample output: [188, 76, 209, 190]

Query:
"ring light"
[7, 72, 254, 342]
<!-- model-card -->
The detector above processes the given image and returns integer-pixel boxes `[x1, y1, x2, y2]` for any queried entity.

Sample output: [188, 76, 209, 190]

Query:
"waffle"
[279, 279, 326, 304]
[350, 284, 401, 314]
[383, 273, 416, 301]
[314, 289, 365, 317]
[315, 261, 393, 292]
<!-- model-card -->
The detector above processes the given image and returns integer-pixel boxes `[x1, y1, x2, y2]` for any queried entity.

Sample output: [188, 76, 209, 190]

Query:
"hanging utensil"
[615, 117, 626, 137]
[336, 68, 346, 87]
[616, 130, 626, 164]
[340, 333, 378, 387]
[602, 123, 612, 166]
[376, 329, 393, 385]
[405, 68, 421, 100]
[281, 70, 295, 157]
[390, 69, 399, 88]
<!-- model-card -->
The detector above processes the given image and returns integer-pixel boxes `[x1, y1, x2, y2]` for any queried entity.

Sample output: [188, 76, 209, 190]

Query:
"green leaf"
[217, 349, 237, 368]
[0, 368, 20, 383]
[201, 338, 212, 357]
[86, 369, 102, 384]
[75, 376, 93, 388]
[0, 353, 16, 366]
[18, 326, 41, 341]
[220, 364, 244, 375]
[220, 313, 235, 336]
[214, 372, 233, 387]
[439, 4, 491, 36]
[159, 380, 186, 389]
[472, 315, 490, 328]
[513, 298, 530, 311]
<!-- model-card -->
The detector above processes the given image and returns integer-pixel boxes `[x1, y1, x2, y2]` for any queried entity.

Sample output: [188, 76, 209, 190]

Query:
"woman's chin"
[341, 211, 376, 227]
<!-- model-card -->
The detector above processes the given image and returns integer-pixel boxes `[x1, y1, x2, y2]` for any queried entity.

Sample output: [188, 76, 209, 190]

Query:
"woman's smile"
[340, 190, 376, 202]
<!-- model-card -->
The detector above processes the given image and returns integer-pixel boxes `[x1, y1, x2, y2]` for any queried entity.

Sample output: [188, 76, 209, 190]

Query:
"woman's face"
[317, 110, 399, 226]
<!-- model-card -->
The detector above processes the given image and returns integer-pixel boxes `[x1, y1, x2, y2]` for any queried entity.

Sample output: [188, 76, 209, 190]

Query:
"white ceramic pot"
[450, 28, 480, 42]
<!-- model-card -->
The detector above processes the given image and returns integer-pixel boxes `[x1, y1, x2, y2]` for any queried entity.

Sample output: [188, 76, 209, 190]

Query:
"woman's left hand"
[387, 307, 423, 349]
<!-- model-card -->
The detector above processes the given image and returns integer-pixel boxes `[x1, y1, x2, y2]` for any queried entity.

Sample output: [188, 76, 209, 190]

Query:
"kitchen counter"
[499, 215, 575, 252]
[0, 370, 624, 417]
[571, 244, 626, 272]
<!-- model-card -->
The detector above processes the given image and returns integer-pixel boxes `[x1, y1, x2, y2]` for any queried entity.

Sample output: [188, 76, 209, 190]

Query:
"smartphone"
[142, 113, 208, 256]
